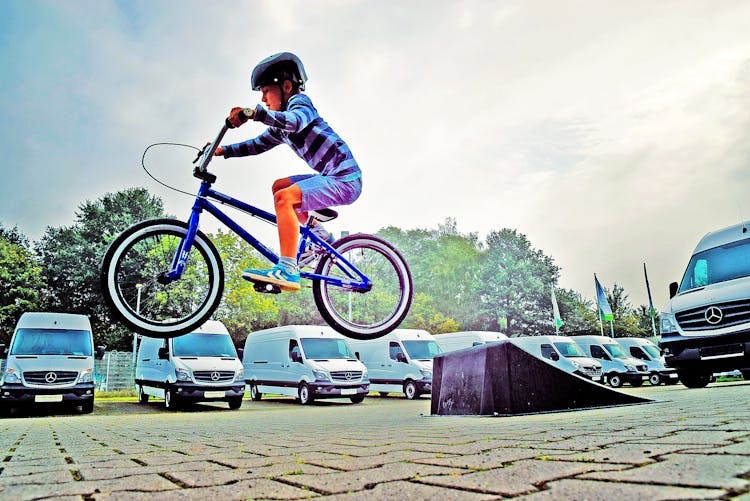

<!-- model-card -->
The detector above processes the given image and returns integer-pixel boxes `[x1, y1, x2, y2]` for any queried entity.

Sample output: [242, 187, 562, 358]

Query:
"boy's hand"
[227, 106, 251, 128]
[214, 146, 225, 156]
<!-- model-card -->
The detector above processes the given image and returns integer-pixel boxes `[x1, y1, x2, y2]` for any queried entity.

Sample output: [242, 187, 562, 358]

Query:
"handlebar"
[192, 123, 229, 184]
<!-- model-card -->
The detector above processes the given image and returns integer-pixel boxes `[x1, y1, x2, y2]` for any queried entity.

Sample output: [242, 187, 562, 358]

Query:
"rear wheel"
[741, 369, 750, 381]
[249, 384, 262, 401]
[679, 371, 711, 388]
[313, 234, 413, 340]
[100, 219, 224, 338]
[137, 384, 149, 404]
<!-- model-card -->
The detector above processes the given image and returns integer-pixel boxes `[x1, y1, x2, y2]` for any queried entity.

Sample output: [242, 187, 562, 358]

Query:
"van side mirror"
[355, 351, 360, 360]
[291, 351, 302, 364]
[237, 348, 244, 361]
[550, 352, 560, 361]
[158, 347, 169, 360]
[669, 282, 679, 299]
[396, 353, 407, 363]
[95, 346, 106, 360]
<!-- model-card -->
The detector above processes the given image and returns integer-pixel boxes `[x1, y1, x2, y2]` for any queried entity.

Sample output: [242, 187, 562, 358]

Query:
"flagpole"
[644, 263, 658, 337]
[595, 274, 604, 336]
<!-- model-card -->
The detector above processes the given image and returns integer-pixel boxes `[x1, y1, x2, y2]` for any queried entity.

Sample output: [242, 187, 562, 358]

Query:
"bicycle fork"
[161, 202, 204, 284]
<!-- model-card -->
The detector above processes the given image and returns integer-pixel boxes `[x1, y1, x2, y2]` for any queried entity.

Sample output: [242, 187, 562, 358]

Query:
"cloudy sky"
[2, 0, 749, 313]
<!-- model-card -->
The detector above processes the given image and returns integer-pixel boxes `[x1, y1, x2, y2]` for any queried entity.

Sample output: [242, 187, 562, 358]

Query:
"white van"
[243, 325, 369, 405]
[573, 335, 649, 388]
[660, 222, 750, 388]
[435, 331, 508, 353]
[0, 312, 104, 414]
[349, 329, 441, 400]
[511, 335, 603, 382]
[616, 337, 679, 386]
[135, 320, 245, 410]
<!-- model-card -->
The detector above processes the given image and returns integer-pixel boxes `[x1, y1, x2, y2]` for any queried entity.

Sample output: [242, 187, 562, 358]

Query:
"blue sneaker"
[242, 263, 300, 291]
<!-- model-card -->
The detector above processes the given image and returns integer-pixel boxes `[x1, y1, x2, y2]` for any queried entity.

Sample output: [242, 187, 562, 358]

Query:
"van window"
[554, 342, 586, 358]
[10, 329, 92, 356]
[589, 345, 610, 360]
[402, 340, 441, 360]
[603, 343, 628, 359]
[679, 237, 750, 292]
[540, 344, 557, 360]
[642, 344, 661, 359]
[389, 342, 406, 361]
[629, 346, 648, 360]
[172, 333, 237, 357]
[300, 338, 355, 360]
[289, 340, 302, 361]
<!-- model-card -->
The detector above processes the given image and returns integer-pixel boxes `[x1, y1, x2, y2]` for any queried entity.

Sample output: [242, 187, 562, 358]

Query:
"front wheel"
[312, 234, 413, 340]
[649, 373, 661, 386]
[298, 382, 314, 405]
[403, 380, 419, 400]
[607, 374, 623, 388]
[100, 219, 224, 338]
[679, 371, 711, 388]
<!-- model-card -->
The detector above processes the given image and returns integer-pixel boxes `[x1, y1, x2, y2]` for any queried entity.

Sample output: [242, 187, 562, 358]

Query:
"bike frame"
[163, 124, 371, 291]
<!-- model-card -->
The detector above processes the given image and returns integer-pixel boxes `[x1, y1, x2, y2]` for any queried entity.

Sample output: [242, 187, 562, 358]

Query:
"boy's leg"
[273, 184, 303, 259]
[272, 177, 309, 225]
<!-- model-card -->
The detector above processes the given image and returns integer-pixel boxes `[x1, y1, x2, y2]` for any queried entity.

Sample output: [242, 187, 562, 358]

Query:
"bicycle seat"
[309, 208, 338, 222]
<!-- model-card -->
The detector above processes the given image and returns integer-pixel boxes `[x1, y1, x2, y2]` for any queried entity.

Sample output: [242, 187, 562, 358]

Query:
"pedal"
[253, 281, 282, 294]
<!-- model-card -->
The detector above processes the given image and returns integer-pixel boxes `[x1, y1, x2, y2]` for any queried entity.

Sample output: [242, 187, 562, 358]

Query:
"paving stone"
[0, 474, 177, 500]
[91, 478, 316, 500]
[623, 430, 749, 446]
[412, 447, 564, 470]
[418, 459, 625, 496]
[282, 462, 464, 494]
[305, 450, 445, 471]
[0, 468, 74, 485]
[580, 452, 750, 489]
[76, 460, 230, 480]
[321, 479, 496, 500]
[520, 478, 726, 499]
[166, 461, 335, 487]
[543, 442, 714, 465]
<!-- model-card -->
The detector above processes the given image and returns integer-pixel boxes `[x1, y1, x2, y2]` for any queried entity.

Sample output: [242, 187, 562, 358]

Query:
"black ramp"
[431, 341, 652, 416]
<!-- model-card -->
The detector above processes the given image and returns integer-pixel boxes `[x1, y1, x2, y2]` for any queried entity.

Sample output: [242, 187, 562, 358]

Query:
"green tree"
[476, 229, 560, 336]
[0, 225, 44, 343]
[555, 288, 599, 335]
[35, 188, 166, 349]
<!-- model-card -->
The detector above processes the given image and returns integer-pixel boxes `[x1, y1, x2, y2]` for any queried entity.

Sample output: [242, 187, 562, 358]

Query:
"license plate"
[204, 391, 225, 398]
[35, 394, 63, 403]
[592, 376, 602, 382]
[340, 388, 357, 395]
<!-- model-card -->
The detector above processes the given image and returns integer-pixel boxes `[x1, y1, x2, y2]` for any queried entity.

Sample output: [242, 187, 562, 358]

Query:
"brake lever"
[192, 144, 208, 165]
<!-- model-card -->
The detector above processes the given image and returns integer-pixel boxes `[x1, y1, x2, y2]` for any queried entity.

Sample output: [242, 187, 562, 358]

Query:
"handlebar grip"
[225, 118, 235, 129]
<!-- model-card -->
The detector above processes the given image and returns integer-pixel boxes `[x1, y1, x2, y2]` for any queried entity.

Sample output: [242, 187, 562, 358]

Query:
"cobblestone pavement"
[0, 381, 748, 500]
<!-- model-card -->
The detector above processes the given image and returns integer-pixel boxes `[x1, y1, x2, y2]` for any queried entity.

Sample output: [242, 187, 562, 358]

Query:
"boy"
[215, 52, 362, 291]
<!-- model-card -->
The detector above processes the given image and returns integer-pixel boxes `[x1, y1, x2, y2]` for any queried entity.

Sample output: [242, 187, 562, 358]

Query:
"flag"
[595, 274, 614, 321]
[644, 263, 656, 317]
[551, 285, 564, 329]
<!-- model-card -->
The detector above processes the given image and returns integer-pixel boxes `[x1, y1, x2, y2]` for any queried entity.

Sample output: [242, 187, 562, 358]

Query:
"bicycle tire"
[312, 234, 413, 340]
[100, 218, 224, 338]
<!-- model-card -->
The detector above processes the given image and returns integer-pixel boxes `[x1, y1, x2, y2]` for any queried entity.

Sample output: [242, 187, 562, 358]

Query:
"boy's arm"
[251, 95, 316, 133]
[221, 128, 284, 158]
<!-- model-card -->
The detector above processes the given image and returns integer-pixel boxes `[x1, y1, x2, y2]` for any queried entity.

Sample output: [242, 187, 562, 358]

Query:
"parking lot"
[0, 381, 748, 500]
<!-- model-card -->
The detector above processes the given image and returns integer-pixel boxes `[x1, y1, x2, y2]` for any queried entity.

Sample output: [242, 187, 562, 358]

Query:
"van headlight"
[235, 368, 244, 381]
[625, 365, 636, 372]
[3, 369, 19, 383]
[176, 368, 191, 381]
[362, 367, 368, 378]
[660, 313, 678, 334]
[312, 369, 329, 381]
[79, 369, 93, 383]
[571, 360, 582, 369]
[420, 368, 432, 378]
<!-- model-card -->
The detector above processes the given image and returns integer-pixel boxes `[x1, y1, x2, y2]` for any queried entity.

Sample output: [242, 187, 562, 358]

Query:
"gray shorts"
[289, 173, 362, 212]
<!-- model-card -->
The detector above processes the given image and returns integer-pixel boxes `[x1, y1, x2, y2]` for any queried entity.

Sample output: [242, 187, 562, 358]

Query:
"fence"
[94, 351, 136, 392]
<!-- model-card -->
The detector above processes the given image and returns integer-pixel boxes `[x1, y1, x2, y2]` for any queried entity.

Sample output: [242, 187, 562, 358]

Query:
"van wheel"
[679, 371, 711, 388]
[250, 384, 262, 401]
[137, 385, 149, 404]
[607, 374, 623, 388]
[649, 374, 661, 386]
[741, 370, 750, 381]
[403, 380, 418, 400]
[81, 399, 94, 414]
[298, 383, 314, 405]
[227, 397, 243, 410]
[350, 395, 365, 404]
[165, 388, 180, 410]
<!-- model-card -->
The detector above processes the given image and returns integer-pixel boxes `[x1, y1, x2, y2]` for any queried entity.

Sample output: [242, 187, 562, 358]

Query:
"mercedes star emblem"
[45, 372, 58, 383]
[211, 371, 220, 381]
[345, 372, 353, 380]
[704, 306, 723, 325]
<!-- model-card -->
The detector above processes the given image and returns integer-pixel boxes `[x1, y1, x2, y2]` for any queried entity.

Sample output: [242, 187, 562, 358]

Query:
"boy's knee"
[272, 178, 292, 194]
[274, 189, 296, 209]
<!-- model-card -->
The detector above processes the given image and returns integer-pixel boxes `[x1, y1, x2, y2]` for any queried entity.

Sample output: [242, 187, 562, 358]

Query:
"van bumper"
[661, 329, 750, 373]
[416, 378, 432, 393]
[0, 382, 95, 404]
[309, 382, 370, 399]
[170, 382, 245, 401]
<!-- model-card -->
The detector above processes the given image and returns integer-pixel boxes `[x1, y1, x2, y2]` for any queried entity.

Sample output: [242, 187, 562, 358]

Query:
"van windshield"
[679, 237, 750, 292]
[554, 342, 586, 358]
[641, 344, 661, 359]
[11, 329, 92, 356]
[173, 333, 237, 358]
[402, 340, 441, 359]
[603, 343, 628, 359]
[300, 338, 355, 360]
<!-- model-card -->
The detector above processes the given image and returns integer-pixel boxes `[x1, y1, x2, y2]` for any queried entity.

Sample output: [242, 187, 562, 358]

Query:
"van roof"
[571, 335, 618, 344]
[191, 320, 230, 335]
[694, 221, 750, 253]
[15, 312, 91, 331]
[247, 324, 346, 339]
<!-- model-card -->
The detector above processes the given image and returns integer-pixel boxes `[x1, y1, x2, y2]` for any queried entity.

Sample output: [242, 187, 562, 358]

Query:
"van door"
[589, 344, 615, 372]
[389, 342, 409, 381]
[288, 340, 304, 384]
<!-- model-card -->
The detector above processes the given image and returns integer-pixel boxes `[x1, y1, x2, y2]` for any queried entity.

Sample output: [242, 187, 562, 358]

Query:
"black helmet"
[251, 52, 308, 91]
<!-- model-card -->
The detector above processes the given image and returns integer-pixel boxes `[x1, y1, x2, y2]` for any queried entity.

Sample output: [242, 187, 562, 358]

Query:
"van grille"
[580, 366, 602, 378]
[193, 370, 235, 383]
[23, 371, 78, 385]
[700, 344, 744, 359]
[675, 299, 750, 331]
[330, 371, 363, 382]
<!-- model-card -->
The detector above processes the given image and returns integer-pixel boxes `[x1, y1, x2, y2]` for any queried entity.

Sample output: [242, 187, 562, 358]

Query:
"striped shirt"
[222, 93, 360, 180]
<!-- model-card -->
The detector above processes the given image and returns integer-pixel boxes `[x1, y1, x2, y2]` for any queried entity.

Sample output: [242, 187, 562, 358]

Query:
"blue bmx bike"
[100, 123, 413, 340]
